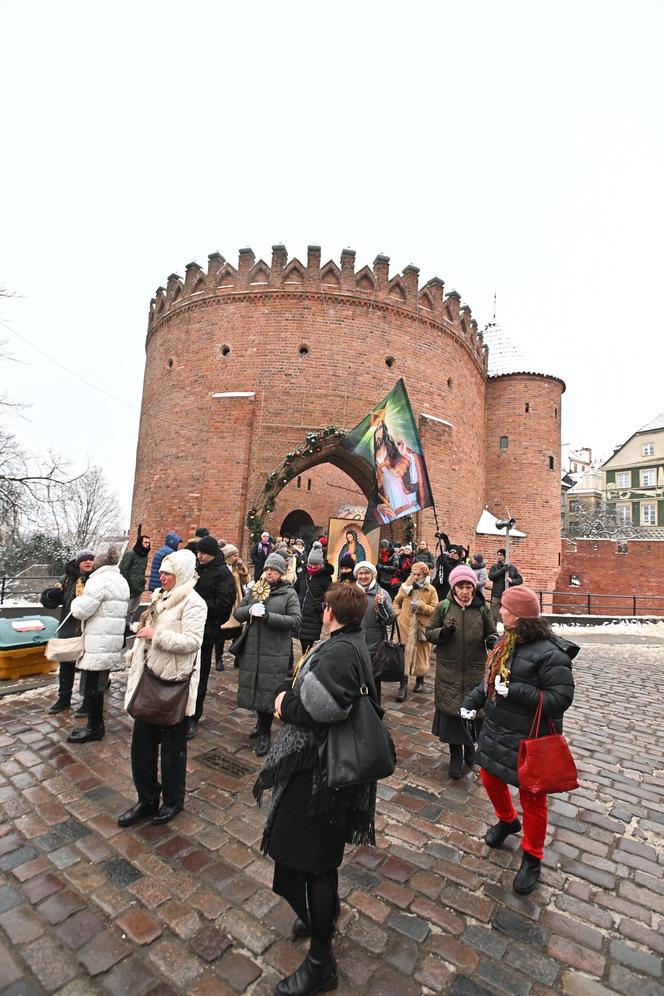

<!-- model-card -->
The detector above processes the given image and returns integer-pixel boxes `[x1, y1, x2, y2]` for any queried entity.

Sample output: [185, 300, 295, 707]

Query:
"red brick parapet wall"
[556, 538, 664, 616]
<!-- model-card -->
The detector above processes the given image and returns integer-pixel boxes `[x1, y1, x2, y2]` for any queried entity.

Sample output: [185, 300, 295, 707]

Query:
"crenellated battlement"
[148, 245, 489, 368]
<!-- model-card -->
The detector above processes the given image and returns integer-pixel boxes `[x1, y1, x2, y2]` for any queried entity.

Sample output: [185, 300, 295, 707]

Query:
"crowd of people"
[40, 524, 576, 996]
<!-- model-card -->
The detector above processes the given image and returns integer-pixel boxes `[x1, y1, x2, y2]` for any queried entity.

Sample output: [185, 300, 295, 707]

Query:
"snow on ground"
[552, 619, 664, 637]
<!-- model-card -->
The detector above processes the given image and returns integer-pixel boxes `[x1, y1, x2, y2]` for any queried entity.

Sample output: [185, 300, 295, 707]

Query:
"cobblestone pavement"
[0, 631, 663, 995]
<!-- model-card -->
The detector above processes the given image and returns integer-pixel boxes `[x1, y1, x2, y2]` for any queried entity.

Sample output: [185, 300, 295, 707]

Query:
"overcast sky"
[1, 0, 662, 522]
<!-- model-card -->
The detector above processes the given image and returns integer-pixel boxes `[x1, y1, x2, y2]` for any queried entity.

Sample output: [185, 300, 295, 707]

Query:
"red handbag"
[518, 693, 578, 794]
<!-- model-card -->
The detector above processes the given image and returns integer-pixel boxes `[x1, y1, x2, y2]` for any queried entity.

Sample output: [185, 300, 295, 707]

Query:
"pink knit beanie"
[501, 585, 540, 619]
[448, 565, 477, 590]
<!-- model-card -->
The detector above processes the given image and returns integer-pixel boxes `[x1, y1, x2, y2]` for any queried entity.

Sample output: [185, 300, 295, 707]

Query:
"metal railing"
[0, 576, 58, 606]
[537, 590, 664, 617]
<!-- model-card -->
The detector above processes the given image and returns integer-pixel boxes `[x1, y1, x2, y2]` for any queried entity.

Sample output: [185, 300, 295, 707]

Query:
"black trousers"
[273, 864, 339, 942]
[194, 641, 213, 721]
[131, 717, 188, 809]
[57, 660, 77, 700]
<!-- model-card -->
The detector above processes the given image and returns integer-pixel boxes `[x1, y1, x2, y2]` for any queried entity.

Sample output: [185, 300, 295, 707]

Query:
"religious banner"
[341, 379, 434, 532]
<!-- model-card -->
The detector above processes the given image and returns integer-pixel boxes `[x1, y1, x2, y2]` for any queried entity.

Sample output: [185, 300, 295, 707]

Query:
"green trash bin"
[0, 615, 60, 680]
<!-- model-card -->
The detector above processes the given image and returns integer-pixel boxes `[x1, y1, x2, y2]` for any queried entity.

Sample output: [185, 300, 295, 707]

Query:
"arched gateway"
[130, 246, 565, 591]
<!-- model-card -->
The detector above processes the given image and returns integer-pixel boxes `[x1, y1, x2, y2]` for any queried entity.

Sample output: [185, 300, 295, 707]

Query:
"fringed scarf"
[484, 630, 518, 699]
[253, 648, 377, 854]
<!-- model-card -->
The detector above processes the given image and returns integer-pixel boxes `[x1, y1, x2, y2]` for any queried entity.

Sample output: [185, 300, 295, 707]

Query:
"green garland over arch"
[245, 426, 345, 541]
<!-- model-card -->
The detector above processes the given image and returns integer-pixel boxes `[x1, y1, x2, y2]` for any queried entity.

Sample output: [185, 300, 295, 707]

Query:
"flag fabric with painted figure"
[341, 379, 434, 532]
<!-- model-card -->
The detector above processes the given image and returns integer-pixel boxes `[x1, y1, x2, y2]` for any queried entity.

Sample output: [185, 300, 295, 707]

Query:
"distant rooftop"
[638, 410, 664, 434]
[483, 322, 556, 379]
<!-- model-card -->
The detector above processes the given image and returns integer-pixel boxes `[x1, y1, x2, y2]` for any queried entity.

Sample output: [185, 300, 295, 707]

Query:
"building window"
[642, 442, 655, 456]
[642, 503, 657, 525]
[499, 436, 508, 449]
[525, 403, 529, 413]
[617, 541, 628, 554]
[549, 456, 555, 470]
[569, 500, 580, 513]
[616, 504, 632, 525]
[640, 469, 656, 487]
[616, 471, 630, 488]
[307, 478, 312, 492]
[569, 573, 580, 587]
[296, 476, 301, 490]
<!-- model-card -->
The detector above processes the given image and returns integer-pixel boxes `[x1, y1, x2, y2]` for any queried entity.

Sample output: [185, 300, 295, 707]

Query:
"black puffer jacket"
[462, 635, 577, 787]
[295, 568, 332, 645]
[195, 554, 235, 643]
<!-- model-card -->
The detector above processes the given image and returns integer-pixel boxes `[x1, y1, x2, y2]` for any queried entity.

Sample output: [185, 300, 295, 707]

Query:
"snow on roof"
[475, 509, 527, 537]
[637, 410, 664, 434]
[483, 322, 558, 380]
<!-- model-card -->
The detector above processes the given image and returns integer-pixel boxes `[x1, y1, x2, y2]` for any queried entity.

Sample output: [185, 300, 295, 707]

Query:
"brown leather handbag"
[128, 664, 193, 726]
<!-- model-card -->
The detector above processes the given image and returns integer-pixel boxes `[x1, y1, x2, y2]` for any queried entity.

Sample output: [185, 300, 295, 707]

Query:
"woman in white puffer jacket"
[69, 547, 129, 744]
[119, 548, 207, 828]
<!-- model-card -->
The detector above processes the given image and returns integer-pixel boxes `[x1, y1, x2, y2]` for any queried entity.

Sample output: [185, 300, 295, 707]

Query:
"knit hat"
[264, 552, 287, 575]
[412, 561, 431, 576]
[197, 535, 220, 557]
[448, 565, 477, 589]
[195, 527, 210, 538]
[222, 543, 239, 558]
[319, 536, 328, 547]
[160, 549, 197, 586]
[501, 585, 540, 619]
[308, 541, 324, 566]
[339, 553, 355, 571]
[379, 539, 391, 549]
[75, 549, 95, 565]
[353, 560, 377, 580]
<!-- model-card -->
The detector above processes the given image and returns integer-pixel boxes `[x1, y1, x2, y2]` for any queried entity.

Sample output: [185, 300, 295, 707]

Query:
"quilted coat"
[462, 635, 577, 786]
[71, 565, 130, 671]
[234, 581, 301, 713]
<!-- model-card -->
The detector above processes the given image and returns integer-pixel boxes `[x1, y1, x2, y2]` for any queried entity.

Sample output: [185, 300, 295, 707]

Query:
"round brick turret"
[130, 246, 564, 589]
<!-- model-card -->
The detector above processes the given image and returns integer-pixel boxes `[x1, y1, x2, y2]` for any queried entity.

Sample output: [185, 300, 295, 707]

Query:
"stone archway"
[280, 509, 315, 539]
[246, 431, 374, 543]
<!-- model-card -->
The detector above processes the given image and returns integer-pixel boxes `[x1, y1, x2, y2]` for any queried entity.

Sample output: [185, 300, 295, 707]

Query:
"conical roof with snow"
[638, 410, 664, 433]
[483, 322, 559, 380]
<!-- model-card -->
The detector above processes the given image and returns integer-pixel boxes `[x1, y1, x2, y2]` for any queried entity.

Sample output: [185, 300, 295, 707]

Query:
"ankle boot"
[49, 695, 71, 714]
[49, 662, 75, 713]
[276, 939, 337, 995]
[513, 850, 541, 894]
[485, 817, 521, 848]
[67, 693, 105, 743]
[395, 678, 408, 703]
[414, 676, 424, 693]
[463, 743, 475, 766]
[448, 744, 463, 780]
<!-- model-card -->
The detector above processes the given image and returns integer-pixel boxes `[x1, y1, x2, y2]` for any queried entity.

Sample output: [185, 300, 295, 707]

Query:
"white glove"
[460, 707, 476, 720]
[249, 602, 266, 618]
[402, 584, 413, 595]
[494, 675, 509, 697]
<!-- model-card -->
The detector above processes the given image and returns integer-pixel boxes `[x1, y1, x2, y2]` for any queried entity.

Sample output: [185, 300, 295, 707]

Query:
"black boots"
[464, 743, 475, 767]
[255, 712, 272, 756]
[256, 733, 271, 757]
[49, 661, 75, 713]
[187, 719, 199, 740]
[513, 851, 541, 894]
[67, 693, 104, 743]
[448, 744, 463, 780]
[414, 677, 424, 693]
[395, 678, 408, 703]
[49, 696, 71, 714]
[276, 939, 337, 995]
[117, 801, 159, 827]
[485, 817, 522, 848]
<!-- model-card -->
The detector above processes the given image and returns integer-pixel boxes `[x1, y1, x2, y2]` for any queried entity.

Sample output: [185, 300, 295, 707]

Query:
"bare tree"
[39, 466, 122, 549]
[566, 500, 641, 540]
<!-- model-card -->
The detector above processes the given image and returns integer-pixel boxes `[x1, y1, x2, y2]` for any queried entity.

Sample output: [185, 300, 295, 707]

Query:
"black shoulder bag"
[371, 618, 404, 683]
[324, 646, 396, 789]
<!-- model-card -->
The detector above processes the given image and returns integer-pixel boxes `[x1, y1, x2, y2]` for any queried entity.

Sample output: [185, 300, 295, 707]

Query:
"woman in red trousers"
[461, 586, 577, 894]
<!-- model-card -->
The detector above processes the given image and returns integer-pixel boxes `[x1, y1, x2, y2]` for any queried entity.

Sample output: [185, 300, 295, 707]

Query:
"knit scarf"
[253, 647, 377, 853]
[484, 630, 518, 699]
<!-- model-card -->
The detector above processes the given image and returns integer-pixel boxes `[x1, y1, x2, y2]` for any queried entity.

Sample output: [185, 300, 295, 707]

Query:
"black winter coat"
[119, 546, 149, 598]
[251, 542, 272, 580]
[488, 561, 523, 599]
[462, 635, 577, 787]
[295, 569, 332, 644]
[376, 550, 399, 591]
[40, 561, 90, 638]
[195, 555, 235, 643]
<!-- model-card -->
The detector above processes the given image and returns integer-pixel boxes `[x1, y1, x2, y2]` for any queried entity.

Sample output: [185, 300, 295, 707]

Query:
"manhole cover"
[198, 747, 256, 778]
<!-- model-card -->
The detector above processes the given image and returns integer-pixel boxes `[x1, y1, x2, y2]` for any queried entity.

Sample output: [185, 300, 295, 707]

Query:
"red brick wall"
[129, 248, 563, 585]
[266, 463, 366, 539]
[556, 538, 664, 616]
[484, 374, 564, 595]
